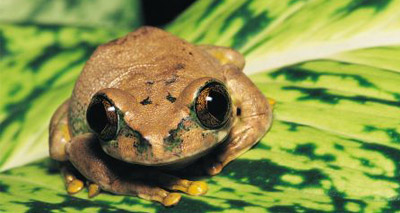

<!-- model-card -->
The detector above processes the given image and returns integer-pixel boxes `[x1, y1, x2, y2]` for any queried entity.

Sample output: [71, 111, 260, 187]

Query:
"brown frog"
[49, 26, 273, 206]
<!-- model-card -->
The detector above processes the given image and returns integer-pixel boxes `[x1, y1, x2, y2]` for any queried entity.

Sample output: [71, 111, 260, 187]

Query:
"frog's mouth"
[147, 128, 231, 169]
[100, 127, 230, 169]
[148, 122, 231, 169]
[143, 134, 231, 171]
[154, 147, 216, 170]
[101, 138, 222, 169]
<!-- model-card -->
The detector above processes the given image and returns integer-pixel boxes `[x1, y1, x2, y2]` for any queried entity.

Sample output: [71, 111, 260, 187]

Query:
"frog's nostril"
[236, 107, 242, 116]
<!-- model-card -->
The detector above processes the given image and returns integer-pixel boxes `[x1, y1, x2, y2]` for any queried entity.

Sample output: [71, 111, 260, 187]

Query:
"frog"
[49, 26, 273, 206]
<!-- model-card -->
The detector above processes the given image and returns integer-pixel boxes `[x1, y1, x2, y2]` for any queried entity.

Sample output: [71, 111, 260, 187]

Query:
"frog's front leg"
[204, 65, 272, 175]
[66, 133, 207, 206]
[199, 45, 273, 175]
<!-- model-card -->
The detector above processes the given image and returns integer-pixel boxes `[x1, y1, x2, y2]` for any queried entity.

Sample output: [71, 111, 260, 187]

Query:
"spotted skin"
[49, 27, 272, 206]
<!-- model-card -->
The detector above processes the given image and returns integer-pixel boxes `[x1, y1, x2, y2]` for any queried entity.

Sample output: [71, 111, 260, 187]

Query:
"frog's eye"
[195, 81, 231, 129]
[86, 95, 118, 140]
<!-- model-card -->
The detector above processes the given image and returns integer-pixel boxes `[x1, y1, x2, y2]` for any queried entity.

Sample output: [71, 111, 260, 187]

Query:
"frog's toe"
[202, 158, 223, 176]
[162, 193, 181, 206]
[61, 162, 86, 195]
[67, 179, 84, 194]
[170, 179, 208, 195]
[163, 177, 208, 196]
[207, 163, 223, 176]
[136, 187, 181, 206]
[88, 182, 101, 198]
[187, 181, 208, 195]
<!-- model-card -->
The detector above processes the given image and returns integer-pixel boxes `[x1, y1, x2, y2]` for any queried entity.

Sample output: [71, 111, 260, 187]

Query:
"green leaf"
[0, 24, 129, 171]
[168, 0, 400, 74]
[0, 157, 391, 212]
[1, 0, 400, 212]
[0, 0, 142, 29]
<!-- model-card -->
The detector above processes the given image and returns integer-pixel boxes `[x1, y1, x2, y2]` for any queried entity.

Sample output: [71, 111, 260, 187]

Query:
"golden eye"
[195, 81, 231, 129]
[86, 95, 118, 140]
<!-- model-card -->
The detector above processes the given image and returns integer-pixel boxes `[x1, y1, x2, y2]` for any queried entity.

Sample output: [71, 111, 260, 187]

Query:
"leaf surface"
[1, 0, 400, 211]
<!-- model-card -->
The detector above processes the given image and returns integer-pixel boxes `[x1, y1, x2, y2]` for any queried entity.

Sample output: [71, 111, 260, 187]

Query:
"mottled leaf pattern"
[1, 0, 400, 212]
[169, 0, 400, 73]
[0, 24, 128, 171]
[0, 0, 141, 29]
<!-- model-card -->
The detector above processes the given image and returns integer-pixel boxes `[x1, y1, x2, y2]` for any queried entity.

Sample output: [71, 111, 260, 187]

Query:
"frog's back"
[68, 26, 224, 135]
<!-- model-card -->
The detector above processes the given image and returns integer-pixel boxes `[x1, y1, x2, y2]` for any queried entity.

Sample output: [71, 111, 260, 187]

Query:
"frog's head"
[85, 77, 234, 167]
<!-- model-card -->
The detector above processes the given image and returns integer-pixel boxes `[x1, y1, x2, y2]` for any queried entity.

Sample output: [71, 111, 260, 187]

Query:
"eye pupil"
[86, 95, 118, 140]
[87, 101, 107, 133]
[195, 82, 231, 129]
[207, 90, 228, 122]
